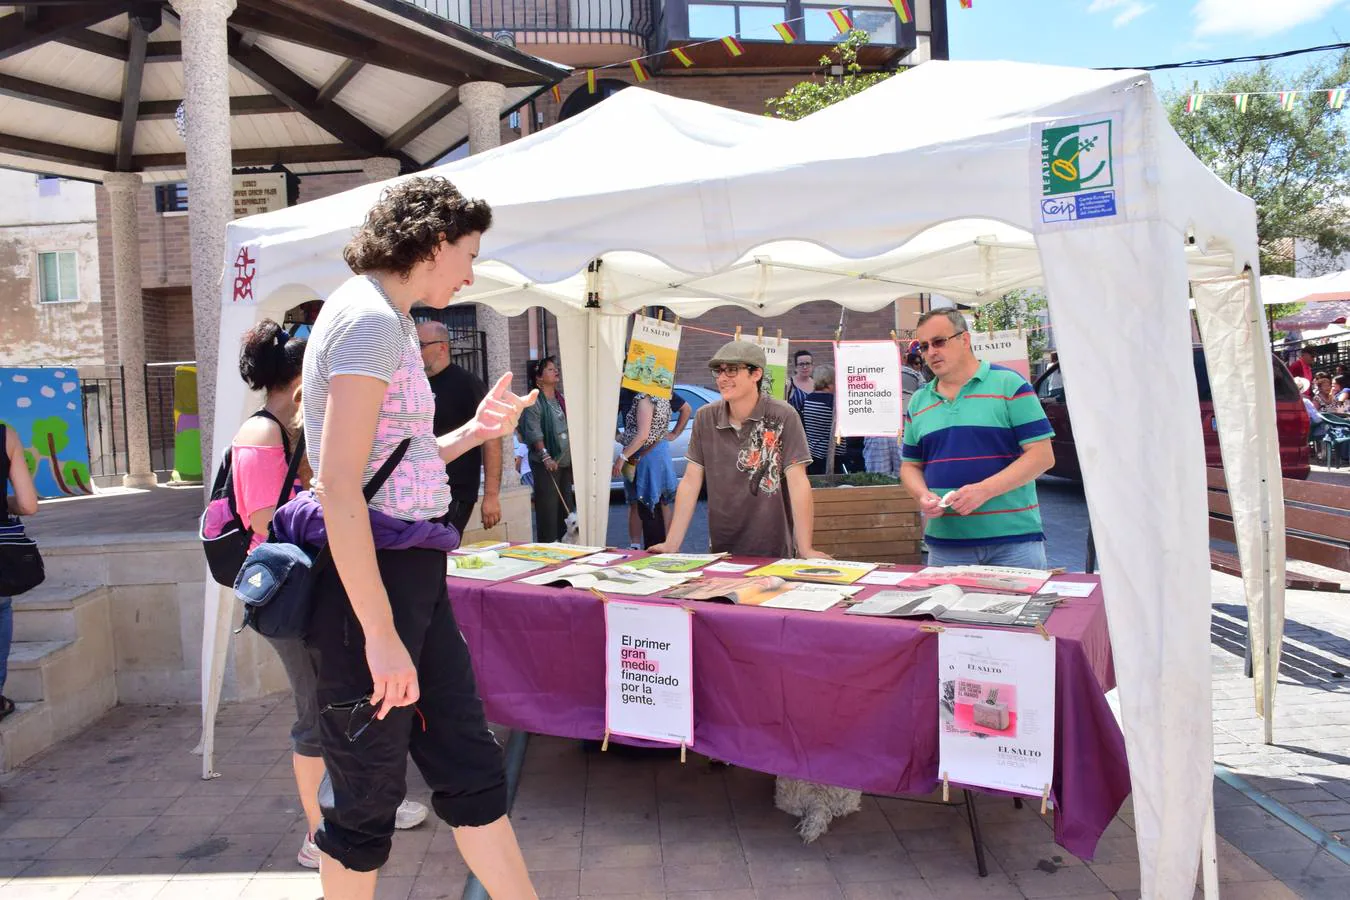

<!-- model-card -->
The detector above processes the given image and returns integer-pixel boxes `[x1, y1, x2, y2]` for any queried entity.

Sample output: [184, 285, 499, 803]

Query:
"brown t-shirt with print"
[686, 396, 811, 558]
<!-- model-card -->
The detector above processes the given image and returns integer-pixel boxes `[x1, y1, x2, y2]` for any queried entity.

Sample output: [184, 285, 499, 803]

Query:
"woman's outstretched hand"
[473, 372, 538, 442]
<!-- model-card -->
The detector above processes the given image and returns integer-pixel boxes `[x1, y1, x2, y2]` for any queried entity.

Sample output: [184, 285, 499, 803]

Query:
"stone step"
[5, 639, 76, 703]
[0, 701, 50, 772]
[12, 584, 104, 642]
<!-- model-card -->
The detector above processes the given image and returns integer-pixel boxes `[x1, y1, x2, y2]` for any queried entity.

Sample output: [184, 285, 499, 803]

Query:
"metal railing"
[77, 365, 129, 480]
[402, 0, 657, 45]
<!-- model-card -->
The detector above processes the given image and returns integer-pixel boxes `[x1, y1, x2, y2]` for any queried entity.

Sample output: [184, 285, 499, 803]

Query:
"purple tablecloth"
[448, 564, 1129, 860]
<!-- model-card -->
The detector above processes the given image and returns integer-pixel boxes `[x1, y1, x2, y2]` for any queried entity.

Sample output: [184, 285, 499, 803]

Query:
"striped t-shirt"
[302, 275, 450, 522]
[901, 362, 1053, 547]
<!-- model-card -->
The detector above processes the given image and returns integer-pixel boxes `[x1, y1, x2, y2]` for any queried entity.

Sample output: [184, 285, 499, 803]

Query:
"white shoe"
[395, 799, 428, 830]
[297, 834, 320, 869]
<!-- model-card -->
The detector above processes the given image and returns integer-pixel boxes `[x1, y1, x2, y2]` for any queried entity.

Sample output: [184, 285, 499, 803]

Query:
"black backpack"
[199, 410, 304, 587]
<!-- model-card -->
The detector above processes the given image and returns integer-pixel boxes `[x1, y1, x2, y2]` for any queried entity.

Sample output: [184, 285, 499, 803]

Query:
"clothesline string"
[673, 320, 1053, 344]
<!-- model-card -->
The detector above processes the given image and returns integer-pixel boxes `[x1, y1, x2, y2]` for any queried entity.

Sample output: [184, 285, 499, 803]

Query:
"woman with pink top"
[229, 320, 427, 869]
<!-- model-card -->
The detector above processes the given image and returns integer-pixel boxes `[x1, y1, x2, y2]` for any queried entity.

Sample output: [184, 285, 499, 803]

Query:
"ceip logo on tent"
[1041, 120, 1114, 196]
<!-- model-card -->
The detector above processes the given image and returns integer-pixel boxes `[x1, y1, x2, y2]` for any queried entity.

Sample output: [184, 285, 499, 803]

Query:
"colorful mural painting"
[172, 365, 203, 482]
[2, 367, 95, 498]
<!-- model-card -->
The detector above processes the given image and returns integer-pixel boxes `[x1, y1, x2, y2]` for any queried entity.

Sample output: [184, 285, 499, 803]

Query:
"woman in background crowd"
[520, 356, 573, 542]
[614, 391, 685, 548]
[802, 365, 837, 475]
[787, 349, 815, 415]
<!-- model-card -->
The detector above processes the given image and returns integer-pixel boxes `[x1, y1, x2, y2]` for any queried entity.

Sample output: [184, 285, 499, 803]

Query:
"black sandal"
[0, 696, 15, 722]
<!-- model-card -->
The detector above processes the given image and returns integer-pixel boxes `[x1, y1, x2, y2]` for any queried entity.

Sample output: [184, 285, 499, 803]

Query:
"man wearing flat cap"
[650, 340, 828, 559]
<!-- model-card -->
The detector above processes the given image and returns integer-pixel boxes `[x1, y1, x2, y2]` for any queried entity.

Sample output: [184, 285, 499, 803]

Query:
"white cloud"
[1193, 0, 1345, 38]
[1088, 0, 1155, 28]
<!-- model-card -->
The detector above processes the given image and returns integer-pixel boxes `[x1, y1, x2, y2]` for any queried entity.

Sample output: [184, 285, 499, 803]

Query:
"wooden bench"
[1207, 467, 1350, 591]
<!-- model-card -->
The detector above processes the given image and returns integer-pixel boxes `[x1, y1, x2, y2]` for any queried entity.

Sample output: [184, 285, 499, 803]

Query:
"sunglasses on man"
[918, 330, 966, 354]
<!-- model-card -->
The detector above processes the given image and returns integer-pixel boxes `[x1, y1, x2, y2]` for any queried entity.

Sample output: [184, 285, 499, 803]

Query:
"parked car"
[611, 384, 721, 491]
[1033, 346, 1310, 481]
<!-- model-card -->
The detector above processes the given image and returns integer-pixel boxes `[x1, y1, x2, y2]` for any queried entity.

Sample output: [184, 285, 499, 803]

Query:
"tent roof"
[227, 61, 1256, 318]
[0, 0, 566, 182]
[1261, 271, 1350, 306]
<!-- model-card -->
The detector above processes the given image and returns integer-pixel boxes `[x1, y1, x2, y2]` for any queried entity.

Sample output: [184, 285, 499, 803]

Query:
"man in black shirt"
[418, 321, 502, 534]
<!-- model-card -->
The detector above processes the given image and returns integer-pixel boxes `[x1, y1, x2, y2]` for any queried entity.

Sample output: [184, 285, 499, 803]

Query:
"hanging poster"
[621, 315, 681, 400]
[604, 600, 694, 747]
[970, 328, 1032, 381]
[834, 341, 902, 437]
[746, 334, 789, 400]
[1, 367, 94, 498]
[938, 628, 1056, 797]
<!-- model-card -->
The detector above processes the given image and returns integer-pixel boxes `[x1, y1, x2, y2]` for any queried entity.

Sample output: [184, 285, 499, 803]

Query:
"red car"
[1033, 346, 1310, 481]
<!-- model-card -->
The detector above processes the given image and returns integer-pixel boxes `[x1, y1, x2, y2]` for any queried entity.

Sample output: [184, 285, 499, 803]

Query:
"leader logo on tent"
[1038, 119, 1118, 225]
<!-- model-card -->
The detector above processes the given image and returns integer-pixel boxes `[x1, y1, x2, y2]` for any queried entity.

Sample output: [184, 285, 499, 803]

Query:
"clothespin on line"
[680, 743, 688, 764]
[942, 772, 950, 803]
[776, 328, 783, 346]
[1036, 622, 1052, 642]
[674, 314, 681, 327]
[756, 325, 764, 340]
[890, 329, 898, 347]
[601, 731, 611, 752]
[1040, 784, 1050, 816]
[735, 324, 743, 340]
[657, 309, 665, 322]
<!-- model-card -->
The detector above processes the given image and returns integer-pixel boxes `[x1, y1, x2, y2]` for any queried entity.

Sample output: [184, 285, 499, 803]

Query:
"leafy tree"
[32, 416, 72, 494]
[971, 290, 1050, 366]
[765, 30, 897, 121]
[62, 460, 92, 495]
[1167, 50, 1350, 281]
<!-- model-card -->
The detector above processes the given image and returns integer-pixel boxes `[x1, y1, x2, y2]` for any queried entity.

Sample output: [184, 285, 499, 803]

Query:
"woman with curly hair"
[274, 176, 538, 899]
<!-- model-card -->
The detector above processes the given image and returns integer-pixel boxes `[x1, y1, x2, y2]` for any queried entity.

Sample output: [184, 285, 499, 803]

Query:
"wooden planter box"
[811, 484, 922, 564]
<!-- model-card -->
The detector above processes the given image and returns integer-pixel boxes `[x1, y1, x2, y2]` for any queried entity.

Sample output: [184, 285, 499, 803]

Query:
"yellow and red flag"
[1329, 88, 1347, 109]
[671, 47, 694, 68]
[773, 22, 797, 43]
[630, 59, 650, 83]
[550, 84, 561, 103]
[891, 0, 913, 23]
[960, 0, 973, 8]
[827, 8, 853, 32]
[722, 35, 745, 57]
[586, 69, 596, 94]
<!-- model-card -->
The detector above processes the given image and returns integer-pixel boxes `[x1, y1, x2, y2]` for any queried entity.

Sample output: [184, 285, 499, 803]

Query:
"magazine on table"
[846, 585, 1060, 627]
[518, 563, 693, 596]
[900, 565, 1051, 595]
[499, 542, 605, 564]
[445, 551, 547, 582]
[745, 558, 878, 585]
[664, 577, 859, 610]
[620, 553, 726, 573]
[452, 540, 511, 555]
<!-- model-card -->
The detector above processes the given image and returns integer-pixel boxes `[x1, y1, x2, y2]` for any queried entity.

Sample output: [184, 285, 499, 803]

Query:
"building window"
[689, 2, 787, 42]
[155, 181, 189, 213]
[803, 5, 898, 44]
[37, 251, 79, 303]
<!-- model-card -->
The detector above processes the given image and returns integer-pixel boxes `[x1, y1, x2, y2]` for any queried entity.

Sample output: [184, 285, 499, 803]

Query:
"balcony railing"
[402, 0, 657, 45]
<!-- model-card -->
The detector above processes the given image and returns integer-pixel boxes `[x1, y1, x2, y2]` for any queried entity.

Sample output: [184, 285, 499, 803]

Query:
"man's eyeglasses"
[918, 331, 966, 354]
[711, 364, 755, 378]
[795, 361, 814, 368]
[419, 340, 448, 349]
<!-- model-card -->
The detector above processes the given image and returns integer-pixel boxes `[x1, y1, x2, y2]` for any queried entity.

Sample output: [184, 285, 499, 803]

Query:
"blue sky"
[946, 0, 1350, 94]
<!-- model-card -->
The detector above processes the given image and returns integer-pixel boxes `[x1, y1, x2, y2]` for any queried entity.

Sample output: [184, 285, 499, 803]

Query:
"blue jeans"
[926, 540, 1048, 569]
[0, 596, 12, 695]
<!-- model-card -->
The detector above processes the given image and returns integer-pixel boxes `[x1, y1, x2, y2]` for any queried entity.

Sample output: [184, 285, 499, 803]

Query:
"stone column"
[362, 157, 401, 184]
[460, 81, 517, 488]
[103, 173, 157, 488]
[172, 0, 235, 476]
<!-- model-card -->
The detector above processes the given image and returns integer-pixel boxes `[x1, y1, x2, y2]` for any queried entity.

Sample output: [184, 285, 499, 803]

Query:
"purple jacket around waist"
[271, 491, 460, 553]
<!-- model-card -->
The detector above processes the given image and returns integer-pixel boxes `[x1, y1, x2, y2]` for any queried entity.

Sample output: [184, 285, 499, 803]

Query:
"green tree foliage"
[32, 416, 72, 494]
[765, 30, 897, 121]
[1167, 50, 1350, 279]
[972, 290, 1050, 365]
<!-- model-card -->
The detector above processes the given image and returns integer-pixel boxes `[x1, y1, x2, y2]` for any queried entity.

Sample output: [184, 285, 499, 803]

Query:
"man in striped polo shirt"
[900, 309, 1056, 568]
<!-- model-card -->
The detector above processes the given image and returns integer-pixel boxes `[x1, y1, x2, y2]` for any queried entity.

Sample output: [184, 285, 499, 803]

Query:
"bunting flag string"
[892, 0, 913, 23]
[960, 0, 974, 8]
[550, 84, 561, 103]
[630, 60, 650, 83]
[1183, 87, 1349, 112]
[722, 35, 746, 58]
[827, 9, 854, 33]
[773, 22, 798, 43]
[586, 68, 597, 94]
[671, 47, 694, 68]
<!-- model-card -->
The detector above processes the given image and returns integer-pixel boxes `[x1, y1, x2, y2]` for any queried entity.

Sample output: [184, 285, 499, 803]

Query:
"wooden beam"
[134, 143, 369, 169]
[316, 59, 364, 107]
[116, 16, 149, 170]
[230, 2, 480, 86]
[138, 94, 290, 119]
[225, 29, 417, 169]
[0, 131, 115, 170]
[145, 40, 179, 61]
[0, 71, 121, 118]
[53, 29, 180, 62]
[384, 87, 459, 152]
[0, 1, 133, 61]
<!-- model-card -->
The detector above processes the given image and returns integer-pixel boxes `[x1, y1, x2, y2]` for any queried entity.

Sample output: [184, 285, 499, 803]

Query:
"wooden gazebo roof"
[0, 0, 567, 182]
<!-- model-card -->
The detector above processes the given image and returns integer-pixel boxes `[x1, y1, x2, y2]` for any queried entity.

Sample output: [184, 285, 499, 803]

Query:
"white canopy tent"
[203, 62, 1285, 899]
